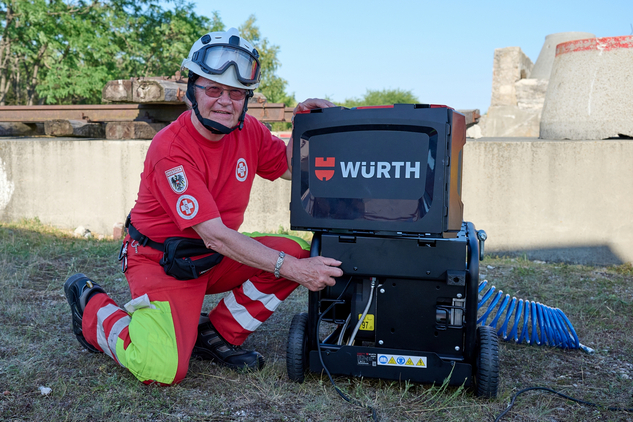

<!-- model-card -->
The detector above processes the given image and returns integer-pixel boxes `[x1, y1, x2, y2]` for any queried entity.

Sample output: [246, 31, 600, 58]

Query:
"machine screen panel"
[299, 129, 438, 223]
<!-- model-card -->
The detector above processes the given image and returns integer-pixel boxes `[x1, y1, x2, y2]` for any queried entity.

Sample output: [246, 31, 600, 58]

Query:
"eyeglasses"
[193, 84, 247, 101]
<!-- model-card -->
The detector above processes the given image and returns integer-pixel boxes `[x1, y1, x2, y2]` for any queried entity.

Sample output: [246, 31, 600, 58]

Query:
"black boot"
[192, 314, 265, 371]
[63, 273, 106, 353]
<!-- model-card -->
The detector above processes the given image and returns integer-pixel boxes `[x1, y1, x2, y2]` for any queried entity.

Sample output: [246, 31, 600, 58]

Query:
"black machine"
[285, 104, 499, 397]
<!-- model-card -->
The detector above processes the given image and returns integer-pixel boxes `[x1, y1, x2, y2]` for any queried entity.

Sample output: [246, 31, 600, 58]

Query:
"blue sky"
[186, 0, 631, 112]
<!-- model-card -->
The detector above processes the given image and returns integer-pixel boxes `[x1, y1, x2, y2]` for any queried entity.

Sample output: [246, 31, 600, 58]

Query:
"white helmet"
[182, 28, 261, 134]
[181, 28, 261, 90]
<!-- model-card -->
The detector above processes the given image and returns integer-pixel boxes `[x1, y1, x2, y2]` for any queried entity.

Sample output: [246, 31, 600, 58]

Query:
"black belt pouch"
[159, 237, 224, 280]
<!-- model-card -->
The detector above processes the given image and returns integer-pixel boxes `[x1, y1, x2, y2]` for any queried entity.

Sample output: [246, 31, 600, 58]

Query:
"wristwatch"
[274, 251, 285, 278]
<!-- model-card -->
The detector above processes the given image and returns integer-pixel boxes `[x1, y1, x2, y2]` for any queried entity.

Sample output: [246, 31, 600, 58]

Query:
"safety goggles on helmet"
[191, 43, 260, 86]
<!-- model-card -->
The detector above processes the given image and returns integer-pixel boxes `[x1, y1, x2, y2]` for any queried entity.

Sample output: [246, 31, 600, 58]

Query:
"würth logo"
[315, 156, 422, 181]
[315, 157, 335, 181]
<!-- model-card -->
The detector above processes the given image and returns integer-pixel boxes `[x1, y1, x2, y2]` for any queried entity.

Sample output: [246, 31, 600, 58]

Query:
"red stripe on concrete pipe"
[556, 35, 633, 56]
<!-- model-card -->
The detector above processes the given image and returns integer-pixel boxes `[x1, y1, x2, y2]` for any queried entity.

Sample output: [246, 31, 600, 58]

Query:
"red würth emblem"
[315, 157, 335, 181]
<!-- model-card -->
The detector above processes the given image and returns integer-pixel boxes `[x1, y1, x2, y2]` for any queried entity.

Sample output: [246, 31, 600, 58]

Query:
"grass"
[1, 219, 632, 421]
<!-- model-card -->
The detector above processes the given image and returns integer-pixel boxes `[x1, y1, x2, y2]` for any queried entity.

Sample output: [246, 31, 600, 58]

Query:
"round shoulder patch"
[235, 158, 248, 182]
[176, 195, 199, 220]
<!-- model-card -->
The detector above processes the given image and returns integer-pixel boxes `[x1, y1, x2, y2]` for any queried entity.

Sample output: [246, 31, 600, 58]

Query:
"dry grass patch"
[0, 220, 632, 421]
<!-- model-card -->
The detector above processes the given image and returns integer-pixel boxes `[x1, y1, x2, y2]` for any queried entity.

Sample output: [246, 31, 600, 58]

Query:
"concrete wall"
[1, 137, 632, 265]
[0, 137, 292, 237]
[462, 138, 633, 265]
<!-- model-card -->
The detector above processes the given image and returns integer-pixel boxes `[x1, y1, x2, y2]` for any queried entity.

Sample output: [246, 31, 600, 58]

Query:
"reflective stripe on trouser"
[208, 234, 310, 345]
[82, 292, 180, 385]
[80, 232, 310, 384]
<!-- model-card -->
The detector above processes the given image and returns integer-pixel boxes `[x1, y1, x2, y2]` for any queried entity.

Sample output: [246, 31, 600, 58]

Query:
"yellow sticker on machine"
[358, 314, 374, 331]
[378, 354, 427, 369]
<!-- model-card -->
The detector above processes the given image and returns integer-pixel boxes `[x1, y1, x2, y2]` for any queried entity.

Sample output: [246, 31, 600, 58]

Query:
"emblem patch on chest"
[165, 165, 188, 193]
[235, 158, 248, 182]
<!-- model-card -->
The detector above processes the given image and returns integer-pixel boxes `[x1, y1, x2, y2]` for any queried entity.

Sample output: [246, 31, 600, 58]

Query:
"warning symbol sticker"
[358, 314, 374, 331]
[378, 354, 427, 369]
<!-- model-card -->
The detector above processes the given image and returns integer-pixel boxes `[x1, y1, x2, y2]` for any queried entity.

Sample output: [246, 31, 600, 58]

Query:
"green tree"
[118, 1, 223, 79]
[0, 3, 294, 106]
[36, 0, 131, 105]
[38, 0, 223, 104]
[0, 0, 224, 105]
[340, 88, 419, 108]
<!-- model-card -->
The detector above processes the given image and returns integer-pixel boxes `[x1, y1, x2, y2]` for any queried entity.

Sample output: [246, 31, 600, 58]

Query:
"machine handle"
[477, 230, 487, 261]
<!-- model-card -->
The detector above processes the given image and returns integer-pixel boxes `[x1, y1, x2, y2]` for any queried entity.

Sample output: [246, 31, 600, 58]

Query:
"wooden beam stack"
[0, 72, 480, 139]
[102, 76, 188, 104]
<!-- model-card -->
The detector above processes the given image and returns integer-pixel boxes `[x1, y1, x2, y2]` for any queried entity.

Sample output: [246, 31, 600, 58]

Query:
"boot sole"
[191, 346, 265, 371]
[63, 273, 100, 353]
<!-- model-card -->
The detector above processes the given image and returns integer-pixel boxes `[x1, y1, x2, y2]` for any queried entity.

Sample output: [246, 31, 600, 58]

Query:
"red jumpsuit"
[81, 111, 309, 384]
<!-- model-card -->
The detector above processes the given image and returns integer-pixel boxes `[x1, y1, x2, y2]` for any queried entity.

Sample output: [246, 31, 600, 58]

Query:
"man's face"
[194, 77, 245, 130]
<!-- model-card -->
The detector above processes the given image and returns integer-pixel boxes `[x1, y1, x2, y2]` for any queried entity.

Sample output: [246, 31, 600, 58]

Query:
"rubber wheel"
[474, 325, 500, 398]
[286, 312, 309, 383]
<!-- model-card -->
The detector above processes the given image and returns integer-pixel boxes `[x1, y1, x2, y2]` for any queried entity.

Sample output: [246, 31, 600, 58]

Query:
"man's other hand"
[281, 255, 343, 292]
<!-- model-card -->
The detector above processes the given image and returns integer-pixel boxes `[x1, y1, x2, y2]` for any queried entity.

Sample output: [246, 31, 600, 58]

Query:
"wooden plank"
[0, 122, 39, 136]
[105, 79, 272, 106]
[0, 103, 290, 123]
[132, 80, 187, 103]
[247, 103, 286, 122]
[102, 80, 132, 102]
[0, 104, 187, 123]
[281, 107, 480, 125]
[0, 104, 474, 126]
[44, 119, 105, 138]
[103, 77, 188, 104]
[105, 121, 167, 140]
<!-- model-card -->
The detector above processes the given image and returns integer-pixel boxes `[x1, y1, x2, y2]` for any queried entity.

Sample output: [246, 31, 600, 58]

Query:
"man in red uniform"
[63, 28, 343, 385]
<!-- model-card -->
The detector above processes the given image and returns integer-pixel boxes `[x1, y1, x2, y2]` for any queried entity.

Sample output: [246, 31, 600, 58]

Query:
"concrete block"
[491, 47, 533, 107]
[479, 106, 541, 137]
[540, 36, 633, 139]
[466, 123, 483, 139]
[515, 79, 548, 110]
[530, 32, 595, 80]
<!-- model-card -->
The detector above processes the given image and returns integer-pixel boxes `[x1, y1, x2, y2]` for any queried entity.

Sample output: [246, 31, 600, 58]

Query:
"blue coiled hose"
[477, 280, 594, 354]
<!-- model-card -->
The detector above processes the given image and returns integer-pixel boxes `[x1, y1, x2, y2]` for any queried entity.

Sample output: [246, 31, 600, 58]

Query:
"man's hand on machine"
[293, 98, 336, 119]
[279, 255, 343, 292]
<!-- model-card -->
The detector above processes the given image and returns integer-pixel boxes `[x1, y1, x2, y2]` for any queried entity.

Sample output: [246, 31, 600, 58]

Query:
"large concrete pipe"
[530, 32, 595, 80]
[540, 36, 633, 140]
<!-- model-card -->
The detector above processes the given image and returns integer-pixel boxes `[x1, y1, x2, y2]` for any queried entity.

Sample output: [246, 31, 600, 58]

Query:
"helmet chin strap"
[186, 73, 252, 135]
